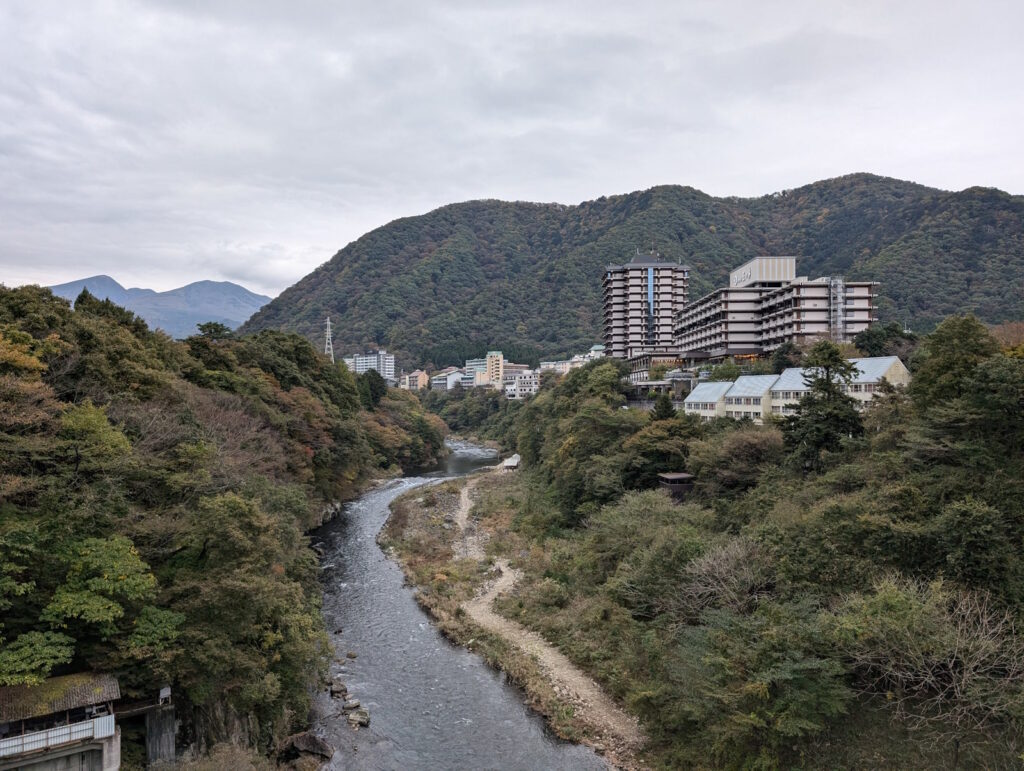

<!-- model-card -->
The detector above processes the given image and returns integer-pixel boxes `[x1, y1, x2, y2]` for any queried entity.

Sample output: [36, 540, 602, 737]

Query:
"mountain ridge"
[50, 275, 272, 339]
[239, 173, 1024, 369]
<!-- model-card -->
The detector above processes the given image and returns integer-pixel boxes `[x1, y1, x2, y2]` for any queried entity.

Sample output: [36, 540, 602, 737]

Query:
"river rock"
[346, 651, 358, 659]
[281, 731, 334, 759]
[329, 681, 347, 697]
[347, 708, 370, 727]
[342, 699, 360, 710]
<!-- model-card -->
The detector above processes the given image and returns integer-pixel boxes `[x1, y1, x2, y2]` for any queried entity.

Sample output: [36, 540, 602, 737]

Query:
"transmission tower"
[324, 316, 335, 364]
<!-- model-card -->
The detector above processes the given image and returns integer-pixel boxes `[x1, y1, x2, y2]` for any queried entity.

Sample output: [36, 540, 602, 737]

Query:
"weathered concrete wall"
[146, 706, 175, 766]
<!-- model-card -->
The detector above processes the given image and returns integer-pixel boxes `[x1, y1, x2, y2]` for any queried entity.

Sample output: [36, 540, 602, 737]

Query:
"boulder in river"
[346, 650, 358, 659]
[342, 699, 360, 710]
[347, 708, 370, 727]
[281, 731, 334, 760]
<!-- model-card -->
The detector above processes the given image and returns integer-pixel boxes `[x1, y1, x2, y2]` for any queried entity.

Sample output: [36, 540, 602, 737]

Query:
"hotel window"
[752, 398, 761, 405]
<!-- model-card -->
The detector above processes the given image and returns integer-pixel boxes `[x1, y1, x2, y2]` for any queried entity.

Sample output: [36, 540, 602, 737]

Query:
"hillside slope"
[241, 174, 1024, 369]
[50, 276, 272, 339]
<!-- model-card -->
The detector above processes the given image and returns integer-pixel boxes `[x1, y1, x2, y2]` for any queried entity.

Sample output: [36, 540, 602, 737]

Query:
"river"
[311, 441, 607, 771]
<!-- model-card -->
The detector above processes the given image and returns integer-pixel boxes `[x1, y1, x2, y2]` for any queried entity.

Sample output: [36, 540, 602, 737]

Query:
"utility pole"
[324, 316, 335, 364]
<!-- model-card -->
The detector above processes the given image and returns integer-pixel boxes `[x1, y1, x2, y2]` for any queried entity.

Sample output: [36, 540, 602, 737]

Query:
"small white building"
[501, 453, 521, 471]
[724, 375, 780, 424]
[683, 381, 733, 422]
[503, 370, 539, 400]
[430, 367, 463, 391]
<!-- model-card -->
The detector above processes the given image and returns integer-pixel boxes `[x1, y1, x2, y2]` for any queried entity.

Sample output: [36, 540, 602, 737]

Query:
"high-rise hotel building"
[603, 252, 689, 359]
[673, 257, 877, 357]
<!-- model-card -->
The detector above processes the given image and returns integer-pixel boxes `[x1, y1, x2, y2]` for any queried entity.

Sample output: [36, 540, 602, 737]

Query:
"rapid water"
[312, 442, 606, 770]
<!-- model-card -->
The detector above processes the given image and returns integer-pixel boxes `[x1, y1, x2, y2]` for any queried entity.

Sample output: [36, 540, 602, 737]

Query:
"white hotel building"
[674, 257, 877, 358]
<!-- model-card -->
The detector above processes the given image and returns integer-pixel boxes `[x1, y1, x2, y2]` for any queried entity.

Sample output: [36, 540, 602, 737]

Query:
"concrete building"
[683, 381, 733, 422]
[485, 351, 505, 386]
[503, 369, 540, 400]
[674, 257, 878, 358]
[343, 350, 396, 382]
[770, 356, 911, 416]
[0, 673, 121, 771]
[540, 344, 606, 375]
[399, 370, 429, 391]
[603, 252, 689, 359]
[628, 350, 690, 385]
[724, 375, 780, 424]
[430, 367, 463, 391]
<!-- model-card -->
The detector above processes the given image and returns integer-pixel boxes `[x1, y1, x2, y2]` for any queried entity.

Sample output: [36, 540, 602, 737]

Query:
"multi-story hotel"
[343, 349, 396, 382]
[603, 252, 689, 359]
[673, 257, 877, 358]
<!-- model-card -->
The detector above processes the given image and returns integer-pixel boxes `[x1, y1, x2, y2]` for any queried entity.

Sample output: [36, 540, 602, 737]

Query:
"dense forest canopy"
[429, 318, 1024, 767]
[242, 174, 1024, 369]
[0, 286, 445, 757]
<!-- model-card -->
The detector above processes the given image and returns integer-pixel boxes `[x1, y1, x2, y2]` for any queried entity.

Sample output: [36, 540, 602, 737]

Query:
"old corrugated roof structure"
[0, 673, 120, 723]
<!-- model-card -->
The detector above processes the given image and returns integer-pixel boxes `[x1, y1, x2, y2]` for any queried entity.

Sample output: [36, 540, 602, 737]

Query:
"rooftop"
[684, 381, 733, 403]
[726, 375, 780, 398]
[0, 673, 120, 723]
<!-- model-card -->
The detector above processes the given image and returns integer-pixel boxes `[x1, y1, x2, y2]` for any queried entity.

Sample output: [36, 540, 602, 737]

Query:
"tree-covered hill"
[0, 286, 445, 759]
[241, 174, 1024, 369]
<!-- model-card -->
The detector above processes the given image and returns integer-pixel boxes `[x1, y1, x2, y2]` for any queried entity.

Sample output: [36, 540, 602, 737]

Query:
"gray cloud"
[1, 0, 1022, 296]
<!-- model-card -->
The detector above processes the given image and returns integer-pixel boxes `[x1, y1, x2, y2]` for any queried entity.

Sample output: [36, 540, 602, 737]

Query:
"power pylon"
[324, 316, 335, 364]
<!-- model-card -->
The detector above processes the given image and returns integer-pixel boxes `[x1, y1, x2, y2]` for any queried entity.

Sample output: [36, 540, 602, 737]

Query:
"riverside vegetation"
[413, 316, 1024, 769]
[0, 286, 445, 765]
[242, 174, 1024, 370]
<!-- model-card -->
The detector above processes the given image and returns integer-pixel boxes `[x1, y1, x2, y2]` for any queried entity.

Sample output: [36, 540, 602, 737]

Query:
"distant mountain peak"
[49, 276, 273, 339]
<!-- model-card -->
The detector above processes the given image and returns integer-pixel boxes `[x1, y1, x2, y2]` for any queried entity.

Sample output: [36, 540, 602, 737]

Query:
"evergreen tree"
[783, 341, 863, 471]
[650, 393, 677, 421]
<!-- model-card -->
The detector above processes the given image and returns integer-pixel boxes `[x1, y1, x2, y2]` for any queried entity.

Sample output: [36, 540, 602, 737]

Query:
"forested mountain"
[0, 287, 444, 760]
[50, 275, 272, 339]
[241, 174, 1024, 369]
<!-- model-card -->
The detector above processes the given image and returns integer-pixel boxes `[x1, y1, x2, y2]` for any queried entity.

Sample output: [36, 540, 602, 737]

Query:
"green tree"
[770, 341, 802, 373]
[358, 369, 388, 410]
[783, 341, 862, 471]
[649, 393, 677, 421]
[195, 321, 234, 340]
[910, 315, 999, 408]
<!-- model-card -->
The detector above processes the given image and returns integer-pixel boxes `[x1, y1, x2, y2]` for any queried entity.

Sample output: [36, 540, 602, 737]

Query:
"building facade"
[674, 257, 878, 358]
[399, 370, 429, 390]
[430, 367, 463, 391]
[769, 356, 911, 416]
[342, 350, 396, 382]
[603, 252, 689, 359]
[503, 370, 540, 400]
[682, 381, 733, 421]
[539, 344, 606, 375]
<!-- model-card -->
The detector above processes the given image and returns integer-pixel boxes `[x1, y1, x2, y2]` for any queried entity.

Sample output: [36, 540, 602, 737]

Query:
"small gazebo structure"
[658, 472, 695, 501]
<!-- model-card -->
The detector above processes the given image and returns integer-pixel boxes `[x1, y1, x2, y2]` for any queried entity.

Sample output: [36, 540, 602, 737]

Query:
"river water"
[311, 442, 606, 771]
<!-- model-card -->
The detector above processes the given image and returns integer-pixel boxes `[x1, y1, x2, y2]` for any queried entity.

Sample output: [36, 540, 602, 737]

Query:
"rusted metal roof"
[0, 673, 120, 722]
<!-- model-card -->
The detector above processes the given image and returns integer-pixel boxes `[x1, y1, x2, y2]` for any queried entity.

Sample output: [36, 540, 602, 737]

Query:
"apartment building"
[603, 252, 689, 359]
[682, 381, 733, 421]
[342, 349, 396, 382]
[674, 257, 878, 358]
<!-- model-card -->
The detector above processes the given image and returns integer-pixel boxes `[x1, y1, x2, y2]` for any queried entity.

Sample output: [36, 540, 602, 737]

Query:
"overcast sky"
[2, 0, 1022, 296]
